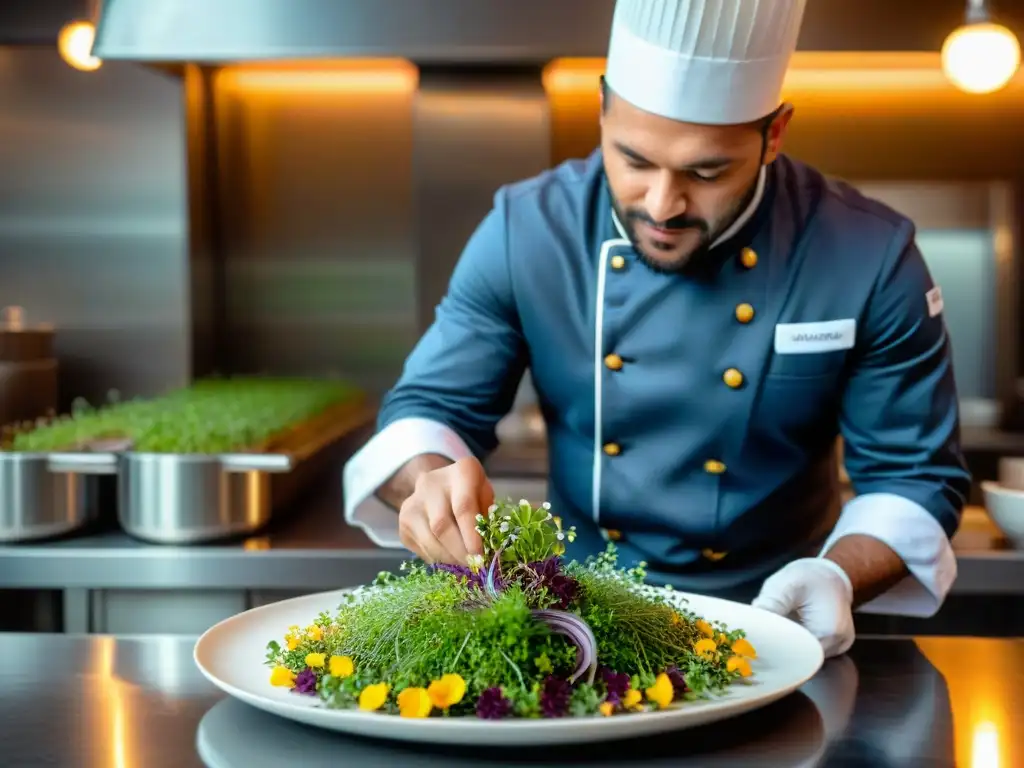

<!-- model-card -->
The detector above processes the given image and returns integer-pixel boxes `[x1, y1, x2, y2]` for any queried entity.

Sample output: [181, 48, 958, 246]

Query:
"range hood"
[91, 0, 616, 63]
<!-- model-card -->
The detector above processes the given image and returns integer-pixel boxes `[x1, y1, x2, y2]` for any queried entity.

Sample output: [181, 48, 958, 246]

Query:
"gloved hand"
[752, 557, 856, 658]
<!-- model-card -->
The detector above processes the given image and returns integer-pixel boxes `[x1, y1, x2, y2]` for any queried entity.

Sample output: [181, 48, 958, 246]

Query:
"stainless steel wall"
[204, 64, 555, 400]
[206, 62, 419, 396]
[0, 47, 189, 407]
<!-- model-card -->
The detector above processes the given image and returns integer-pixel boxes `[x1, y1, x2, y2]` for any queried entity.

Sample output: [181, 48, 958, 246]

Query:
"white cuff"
[341, 417, 474, 548]
[818, 492, 957, 617]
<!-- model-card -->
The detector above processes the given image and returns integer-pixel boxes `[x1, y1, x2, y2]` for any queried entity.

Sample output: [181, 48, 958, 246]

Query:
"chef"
[342, 0, 971, 658]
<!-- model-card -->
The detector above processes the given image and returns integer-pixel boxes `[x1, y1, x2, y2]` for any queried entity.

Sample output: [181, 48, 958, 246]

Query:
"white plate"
[193, 588, 824, 746]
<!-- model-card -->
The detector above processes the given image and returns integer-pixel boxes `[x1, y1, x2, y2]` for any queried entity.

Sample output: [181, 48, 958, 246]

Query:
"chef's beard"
[611, 177, 760, 275]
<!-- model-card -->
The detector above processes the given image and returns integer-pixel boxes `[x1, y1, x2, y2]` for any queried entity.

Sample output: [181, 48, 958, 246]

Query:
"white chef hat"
[604, 0, 808, 125]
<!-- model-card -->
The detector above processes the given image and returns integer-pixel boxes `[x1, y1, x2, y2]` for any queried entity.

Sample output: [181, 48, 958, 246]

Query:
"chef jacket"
[343, 149, 971, 615]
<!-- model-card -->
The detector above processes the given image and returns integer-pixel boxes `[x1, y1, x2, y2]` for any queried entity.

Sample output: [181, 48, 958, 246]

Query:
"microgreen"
[2, 376, 357, 453]
[264, 499, 760, 719]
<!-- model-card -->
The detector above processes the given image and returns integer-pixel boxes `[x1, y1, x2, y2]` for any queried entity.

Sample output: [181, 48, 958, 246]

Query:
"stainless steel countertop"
[0, 468, 1021, 593]
[0, 632, 1019, 767]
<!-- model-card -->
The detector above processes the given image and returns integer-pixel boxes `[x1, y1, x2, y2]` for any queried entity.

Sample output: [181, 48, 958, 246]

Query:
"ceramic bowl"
[980, 480, 1024, 548]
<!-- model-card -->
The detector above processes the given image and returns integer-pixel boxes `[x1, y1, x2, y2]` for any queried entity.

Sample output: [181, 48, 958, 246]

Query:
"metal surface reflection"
[0, 635, 1019, 767]
[196, 692, 825, 767]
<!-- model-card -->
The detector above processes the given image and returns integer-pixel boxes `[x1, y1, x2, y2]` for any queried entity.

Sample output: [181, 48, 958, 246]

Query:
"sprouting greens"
[3, 376, 359, 454]
[265, 499, 759, 719]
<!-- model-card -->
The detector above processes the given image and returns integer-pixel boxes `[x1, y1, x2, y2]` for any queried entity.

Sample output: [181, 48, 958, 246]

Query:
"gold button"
[603, 442, 621, 456]
[610, 255, 626, 270]
[702, 548, 729, 561]
[704, 459, 726, 474]
[735, 303, 754, 323]
[740, 247, 758, 268]
[723, 368, 744, 388]
[604, 529, 623, 541]
[604, 353, 623, 371]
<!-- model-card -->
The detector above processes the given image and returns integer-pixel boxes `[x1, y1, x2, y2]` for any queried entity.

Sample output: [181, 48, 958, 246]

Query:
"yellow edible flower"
[398, 686, 433, 718]
[599, 701, 615, 717]
[329, 655, 354, 678]
[427, 674, 467, 710]
[645, 673, 674, 709]
[269, 666, 296, 687]
[306, 624, 323, 642]
[358, 682, 390, 711]
[622, 688, 643, 710]
[727, 655, 753, 678]
[304, 652, 325, 668]
[694, 638, 717, 660]
[696, 619, 714, 638]
[287, 637, 300, 651]
[717, 632, 729, 646]
[670, 611, 682, 625]
[731, 638, 757, 659]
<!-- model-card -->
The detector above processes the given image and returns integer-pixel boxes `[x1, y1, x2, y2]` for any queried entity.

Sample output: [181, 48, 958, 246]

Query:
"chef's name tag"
[774, 319, 856, 354]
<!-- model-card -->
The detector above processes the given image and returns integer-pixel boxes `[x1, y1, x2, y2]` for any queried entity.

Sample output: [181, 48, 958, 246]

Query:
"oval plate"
[193, 588, 824, 746]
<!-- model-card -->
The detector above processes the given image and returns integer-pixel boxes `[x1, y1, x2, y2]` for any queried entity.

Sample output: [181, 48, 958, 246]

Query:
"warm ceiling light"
[941, 1, 1020, 93]
[58, 21, 102, 72]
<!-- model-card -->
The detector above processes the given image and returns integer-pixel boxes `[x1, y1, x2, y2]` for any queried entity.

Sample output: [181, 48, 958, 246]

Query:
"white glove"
[752, 557, 856, 658]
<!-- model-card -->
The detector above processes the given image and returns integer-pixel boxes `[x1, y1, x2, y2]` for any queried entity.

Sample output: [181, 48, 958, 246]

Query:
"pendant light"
[941, 0, 1020, 93]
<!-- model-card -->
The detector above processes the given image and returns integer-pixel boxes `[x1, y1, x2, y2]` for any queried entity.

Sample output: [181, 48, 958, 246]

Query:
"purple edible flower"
[525, 557, 580, 609]
[539, 675, 571, 718]
[600, 667, 631, 704]
[475, 687, 512, 719]
[665, 665, 688, 697]
[292, 667, 318, 695]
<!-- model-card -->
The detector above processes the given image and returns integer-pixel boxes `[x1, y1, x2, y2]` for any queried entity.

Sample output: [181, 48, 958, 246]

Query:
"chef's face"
[600, 80, 792, 273]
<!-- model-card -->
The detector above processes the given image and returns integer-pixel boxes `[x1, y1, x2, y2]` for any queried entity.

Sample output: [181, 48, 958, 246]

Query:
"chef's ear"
[762, 103, 794, 164]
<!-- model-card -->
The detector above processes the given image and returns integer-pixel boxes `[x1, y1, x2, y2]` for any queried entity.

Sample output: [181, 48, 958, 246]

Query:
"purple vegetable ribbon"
[532, 609, 599, 685]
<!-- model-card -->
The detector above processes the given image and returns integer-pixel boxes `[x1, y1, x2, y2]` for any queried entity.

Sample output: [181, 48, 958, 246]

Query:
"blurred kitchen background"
[1, 0, 1023, 636]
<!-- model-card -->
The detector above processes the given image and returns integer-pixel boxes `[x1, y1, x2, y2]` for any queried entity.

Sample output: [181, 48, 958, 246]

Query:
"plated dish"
[265, 499, 760, 719]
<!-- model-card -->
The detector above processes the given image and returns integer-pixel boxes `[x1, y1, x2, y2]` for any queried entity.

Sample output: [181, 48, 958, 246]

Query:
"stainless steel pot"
[0, 452, 102, 542]
[116, 453, 279, 544]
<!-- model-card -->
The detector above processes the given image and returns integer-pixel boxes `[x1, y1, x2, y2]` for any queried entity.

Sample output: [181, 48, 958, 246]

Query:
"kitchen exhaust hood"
[91, 0, 616, 63]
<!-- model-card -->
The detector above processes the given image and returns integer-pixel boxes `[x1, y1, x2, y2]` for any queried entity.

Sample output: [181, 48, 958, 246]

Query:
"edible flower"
[645, 673, 674, 709]
[665, 665, 689, 697]
[306, 624, 323, 642]
[539, 676, 571, 718]
[599, 701, 615, 717]
[304, 652, 325, 668]
[293, 668, 318, 694]
[732, 638, 757, 659]
[694, 638, 717, 660]
[696, 619, 714, 638]
[269, 666, 296, 687]
[329, 655, 354, 678]
[600, 667, 630, 704]
[398, 687, 433, 718]
[358, 682, 390, 711]
[670, 611, 682, 625]
[475, 687, 512, 719]
[621, 688, 643, 710]
[427, 674, 466, 710]
[727, 655, 753, 677]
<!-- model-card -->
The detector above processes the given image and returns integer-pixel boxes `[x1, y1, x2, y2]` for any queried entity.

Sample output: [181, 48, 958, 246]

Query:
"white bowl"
[980, 480, 1024, 547]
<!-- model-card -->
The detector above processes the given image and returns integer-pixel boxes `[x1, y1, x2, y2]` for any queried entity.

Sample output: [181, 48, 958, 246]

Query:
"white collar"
[611, 164, 767, 248]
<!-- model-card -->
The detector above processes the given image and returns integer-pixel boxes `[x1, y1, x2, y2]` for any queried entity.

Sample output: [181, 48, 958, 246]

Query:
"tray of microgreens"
[0, 376, 365, 472]
[264, 499, 758, 719]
